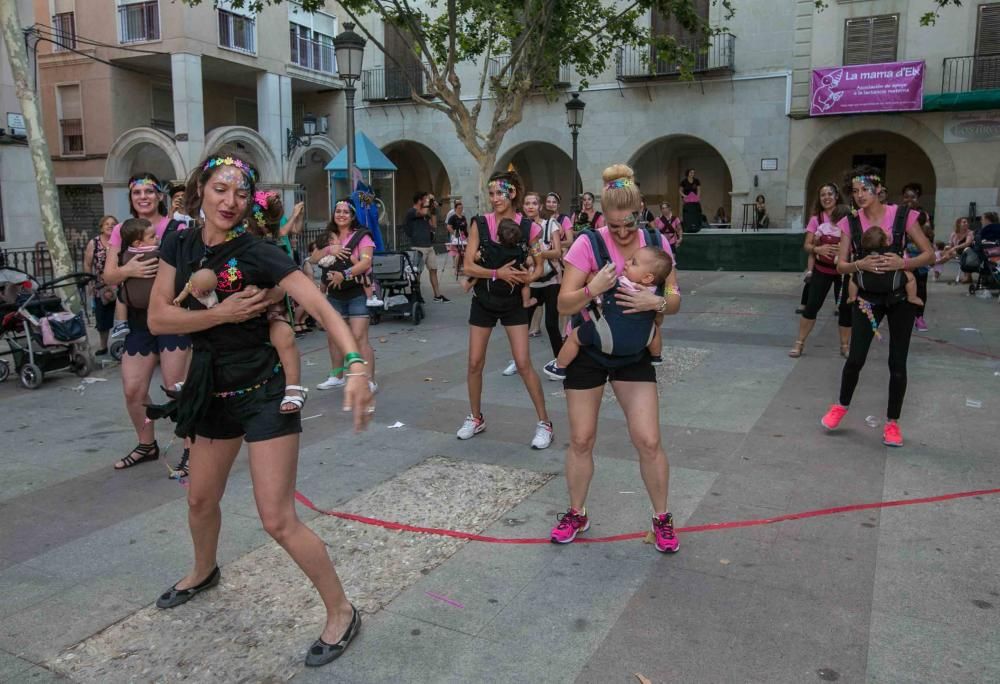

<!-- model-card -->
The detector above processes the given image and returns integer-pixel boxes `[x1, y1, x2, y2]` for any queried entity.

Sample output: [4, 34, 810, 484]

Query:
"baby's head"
[497, 219, 522, 248]
[189, 268, 217, 295]
[625, 246, 674, 287]
[121, 218, 155, 248]
[860, 225, 889, 252]
[935, 240, 947, 251]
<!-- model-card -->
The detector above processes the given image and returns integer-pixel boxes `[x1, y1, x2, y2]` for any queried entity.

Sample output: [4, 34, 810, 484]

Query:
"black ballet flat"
[156, 566, 220, 609]
[305, 604, 361, 667]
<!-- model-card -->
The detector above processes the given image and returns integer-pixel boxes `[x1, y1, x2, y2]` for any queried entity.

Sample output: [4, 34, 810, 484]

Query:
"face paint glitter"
[489, 179, 514, 199]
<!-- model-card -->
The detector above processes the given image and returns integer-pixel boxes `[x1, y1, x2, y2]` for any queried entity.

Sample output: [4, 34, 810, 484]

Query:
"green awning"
[922, 89, 1000, 112]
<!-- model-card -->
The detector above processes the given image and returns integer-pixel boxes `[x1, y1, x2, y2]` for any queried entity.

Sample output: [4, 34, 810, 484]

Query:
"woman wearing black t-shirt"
[679, 168, 702, 233]
[148, 150, 371, 667]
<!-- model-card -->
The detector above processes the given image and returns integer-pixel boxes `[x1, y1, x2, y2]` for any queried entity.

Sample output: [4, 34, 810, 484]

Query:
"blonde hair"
[600, 164, 642, 213]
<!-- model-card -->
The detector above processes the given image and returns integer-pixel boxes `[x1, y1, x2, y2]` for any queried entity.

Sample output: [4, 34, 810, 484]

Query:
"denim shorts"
[327, 293, 369, 318]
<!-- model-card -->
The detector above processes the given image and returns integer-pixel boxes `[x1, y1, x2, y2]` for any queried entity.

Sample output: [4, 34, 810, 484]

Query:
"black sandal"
[168, 448, 190, 480]
[156, 566, 220, 609]
[114, 442, 159, 470]
[305, 605, 361, 667]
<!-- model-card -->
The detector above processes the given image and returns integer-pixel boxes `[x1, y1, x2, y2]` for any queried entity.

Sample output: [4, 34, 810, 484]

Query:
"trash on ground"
[301, 414, 323, 422]
[387, 421, 406, 429]
[960, 327, 980, 332]
[865, 416, 880, 428]
[966, 398, 983, 408]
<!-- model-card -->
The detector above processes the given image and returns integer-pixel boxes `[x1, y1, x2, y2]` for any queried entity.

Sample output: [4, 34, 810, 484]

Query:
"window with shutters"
[843, 15, 898, 65]
[56, 84, 84, 156]
[974, 3, 1000, 89]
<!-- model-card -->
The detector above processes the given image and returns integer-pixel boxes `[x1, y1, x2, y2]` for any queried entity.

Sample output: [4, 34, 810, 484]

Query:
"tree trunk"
[0, 2, 75, 296]
[476, 148, 498, 213]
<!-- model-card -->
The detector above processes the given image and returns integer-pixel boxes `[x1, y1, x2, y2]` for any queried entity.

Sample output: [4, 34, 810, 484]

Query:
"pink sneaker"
[883, 421, 903, 447]
[821, 404, 848, 431]
[550, 508, 589, 544]
[652, 512, 680, 553]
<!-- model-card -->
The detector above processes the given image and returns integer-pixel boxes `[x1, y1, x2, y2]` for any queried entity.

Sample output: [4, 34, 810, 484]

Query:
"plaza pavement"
[0, 264, 997, 683]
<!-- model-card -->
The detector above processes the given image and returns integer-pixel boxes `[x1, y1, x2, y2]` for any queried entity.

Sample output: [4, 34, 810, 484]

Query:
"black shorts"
[563, 348, 656, 390]
[124, 328, 192, 356]
[194, 367, 302, 443]
[468, 296, 532, 328]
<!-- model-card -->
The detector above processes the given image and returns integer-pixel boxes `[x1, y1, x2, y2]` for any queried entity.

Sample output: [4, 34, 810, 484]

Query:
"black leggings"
[529, 283, 562, 357]
[802, 270, 850, 326]
[914, 271, 928, 316]
[800, 276, 842, 309]
[838, 299, 916, 420]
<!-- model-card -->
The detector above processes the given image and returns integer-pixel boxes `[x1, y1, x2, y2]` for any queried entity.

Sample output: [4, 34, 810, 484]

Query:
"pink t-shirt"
[476, 213, 543, 244]
[564, 226, 676, 276]
[109, 216, 171, 249]
[805, 212, 833, 234]
[559, 215, 573, 232]
[836, 206, 920, 246]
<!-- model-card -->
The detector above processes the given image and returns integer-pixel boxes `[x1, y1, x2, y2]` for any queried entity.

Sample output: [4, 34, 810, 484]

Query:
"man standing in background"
[404, 191, 449, 302]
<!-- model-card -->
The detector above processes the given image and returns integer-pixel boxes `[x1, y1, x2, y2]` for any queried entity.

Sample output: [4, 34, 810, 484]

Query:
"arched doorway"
[805, 131, 937, 216]
[383, 140, 451, 226]
[629, 135, 733, 221]
[103, 128, 186, 226]
[203, 126, 281, 184]
[293, 146, 334, 227]
[495, 142, 581, 211]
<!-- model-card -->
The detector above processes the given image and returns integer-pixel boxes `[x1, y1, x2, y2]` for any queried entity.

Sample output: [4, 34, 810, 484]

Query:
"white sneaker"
[316, 375, 346, 390]
[110, 321, 130, 340]
[366, 295, 384, 307]
[531, 421, 553, 450]
[457, 414, 486, 440]
[502, 360, 518, 376]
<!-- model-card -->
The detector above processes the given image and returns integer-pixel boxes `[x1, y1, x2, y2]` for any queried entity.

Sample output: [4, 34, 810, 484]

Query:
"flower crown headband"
[489, 179, 515, 198]
[129, 177, 162, 192]
[852, 174, 881, 187]
[203, 156, 258, 183]
[604, 178, 634, 191]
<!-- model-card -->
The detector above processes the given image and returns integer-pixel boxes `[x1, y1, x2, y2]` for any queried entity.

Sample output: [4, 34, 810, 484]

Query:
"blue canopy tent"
[326, 133, 398, 250]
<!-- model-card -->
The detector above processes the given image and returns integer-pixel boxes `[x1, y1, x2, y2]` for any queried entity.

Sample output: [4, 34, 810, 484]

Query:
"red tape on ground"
[295, 486, 1000, 544]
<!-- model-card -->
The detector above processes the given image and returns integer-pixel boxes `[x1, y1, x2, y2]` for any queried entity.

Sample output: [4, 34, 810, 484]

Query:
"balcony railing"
[218, 9, 256, 55]
[362, 65, 429, 102]
[616, 31, 735, 81]
[118, 1, 160, 44]
[487, 55, 572, 88]
[290, 34, 336, 74]
[942, 53, 1000, 93]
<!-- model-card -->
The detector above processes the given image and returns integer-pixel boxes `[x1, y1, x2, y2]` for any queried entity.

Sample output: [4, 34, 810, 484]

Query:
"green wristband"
[344, 352, 365, 367]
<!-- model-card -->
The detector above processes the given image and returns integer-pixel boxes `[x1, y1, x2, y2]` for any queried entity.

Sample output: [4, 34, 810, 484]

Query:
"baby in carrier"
[544, 246, 673, 379]
[847, 225, 922, 307]
[119, 218, 159, 309]
[463, 218, 539, 310]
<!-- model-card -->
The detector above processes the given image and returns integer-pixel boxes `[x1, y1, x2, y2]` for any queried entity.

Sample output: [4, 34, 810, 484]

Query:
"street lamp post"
[565, 93, 585, 216]
[334, 22, 366, 187]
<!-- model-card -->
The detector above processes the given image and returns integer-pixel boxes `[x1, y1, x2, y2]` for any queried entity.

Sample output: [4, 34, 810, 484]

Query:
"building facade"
[351, 0, 1000, 231]
[29, 0, 348, 245]
[0, 0, 43, 249]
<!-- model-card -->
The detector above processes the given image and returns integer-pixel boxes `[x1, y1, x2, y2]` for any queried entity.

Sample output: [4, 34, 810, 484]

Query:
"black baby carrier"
[471, 215, 533, 311]
[321, 229, 372, 300]
[575, 227, 664, 368]
[849, 205, 908, 300]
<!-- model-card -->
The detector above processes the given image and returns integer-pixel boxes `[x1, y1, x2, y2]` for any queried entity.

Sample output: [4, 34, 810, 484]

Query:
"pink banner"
[810, 61, 924, 116]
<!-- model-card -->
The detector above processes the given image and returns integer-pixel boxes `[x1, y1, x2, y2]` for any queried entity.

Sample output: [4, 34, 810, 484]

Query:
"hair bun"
[601, 163, 635, 185]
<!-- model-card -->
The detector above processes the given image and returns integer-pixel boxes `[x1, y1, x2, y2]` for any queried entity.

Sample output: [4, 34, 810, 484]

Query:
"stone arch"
[203, 126, 282, 184]
[382, 139, 452, 226]
[787, 115, 958, 210]
[284, 135, 339, 186]
[627, 134, 737, 221]
[104, 127, 185, 183]
[622, 128, 752, 198]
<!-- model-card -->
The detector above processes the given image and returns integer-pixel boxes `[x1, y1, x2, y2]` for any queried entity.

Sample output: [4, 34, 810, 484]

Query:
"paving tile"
[0, 649, 36, 680]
